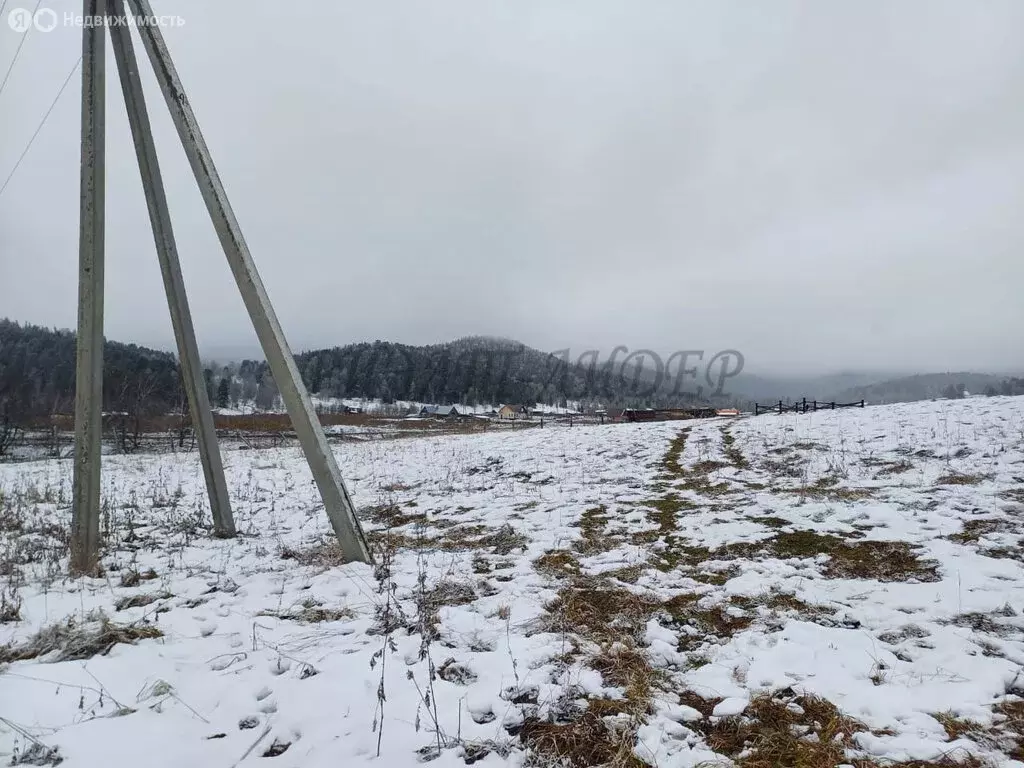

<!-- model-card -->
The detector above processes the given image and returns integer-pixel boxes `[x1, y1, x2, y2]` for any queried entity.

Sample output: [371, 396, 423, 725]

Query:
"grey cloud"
[2, 0, 1022, 374]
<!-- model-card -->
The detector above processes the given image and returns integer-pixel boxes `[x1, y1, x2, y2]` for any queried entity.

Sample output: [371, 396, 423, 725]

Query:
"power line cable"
[0, 0, 44, 99]
[0, 55, 81, 200]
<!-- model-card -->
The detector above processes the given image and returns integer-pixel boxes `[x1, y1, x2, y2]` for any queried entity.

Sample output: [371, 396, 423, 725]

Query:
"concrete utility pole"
[126, 0, 372, 563]
[107, 0, 234, 536]
[70, 1, 372, 569]
[70, 0, 107, 575]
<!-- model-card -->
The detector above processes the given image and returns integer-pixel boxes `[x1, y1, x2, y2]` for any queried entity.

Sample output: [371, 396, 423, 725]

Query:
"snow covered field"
[1, 396, 1024, 766]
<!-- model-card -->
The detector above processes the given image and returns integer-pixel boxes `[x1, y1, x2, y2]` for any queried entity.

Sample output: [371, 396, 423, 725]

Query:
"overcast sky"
[2, 0, 1023, 374]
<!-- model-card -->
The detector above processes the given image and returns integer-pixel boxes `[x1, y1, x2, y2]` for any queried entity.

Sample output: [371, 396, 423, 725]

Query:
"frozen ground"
[1, 396, 1023, 767]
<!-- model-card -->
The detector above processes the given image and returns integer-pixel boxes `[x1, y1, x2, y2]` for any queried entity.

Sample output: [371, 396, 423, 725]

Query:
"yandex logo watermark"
[8, 7, 184, 33]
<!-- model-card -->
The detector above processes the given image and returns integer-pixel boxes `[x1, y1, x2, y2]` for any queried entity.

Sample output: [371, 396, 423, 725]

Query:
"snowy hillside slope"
[1, 397, 1023, 766]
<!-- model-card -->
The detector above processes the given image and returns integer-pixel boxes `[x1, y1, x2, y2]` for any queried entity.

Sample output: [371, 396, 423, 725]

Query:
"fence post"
[831, 402, 835, 410]
[778, 400, 783, 415]
[860, 399, 864, 408]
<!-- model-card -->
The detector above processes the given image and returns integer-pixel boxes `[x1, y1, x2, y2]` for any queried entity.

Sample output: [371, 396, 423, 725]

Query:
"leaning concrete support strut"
[108, 0, 235, 536]
[126, 0, 372, 563]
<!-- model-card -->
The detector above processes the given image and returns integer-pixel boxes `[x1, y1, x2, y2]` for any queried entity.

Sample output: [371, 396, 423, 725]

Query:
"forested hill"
[0, 324, 713, 428]
[240, 336, 714, 409]
[833, 372, 1024, 404]
[5, 320, 1023, 426]
[0, 318, 181, 420]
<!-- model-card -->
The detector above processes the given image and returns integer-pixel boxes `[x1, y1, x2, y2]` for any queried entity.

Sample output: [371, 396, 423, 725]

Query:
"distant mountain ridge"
[833, 372, 1023, 404]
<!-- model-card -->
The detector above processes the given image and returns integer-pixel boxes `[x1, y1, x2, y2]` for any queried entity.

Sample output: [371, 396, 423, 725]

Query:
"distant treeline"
[833, 372, 1024, 404]
[983, 378, 1024, 397]
[4, 319, 1022, 457]
[1, 325, 712, 454]
[0, 318, 184, 454]
[237, 337, 719, 410]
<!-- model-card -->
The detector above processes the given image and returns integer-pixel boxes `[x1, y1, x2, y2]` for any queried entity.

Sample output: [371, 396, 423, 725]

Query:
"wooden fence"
[754, 398, 865, 415]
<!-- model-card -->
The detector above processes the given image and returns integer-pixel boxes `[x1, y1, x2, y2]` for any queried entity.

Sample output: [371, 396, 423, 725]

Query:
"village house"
[419, 405, 461, 418]
[497, 404, 531, 420]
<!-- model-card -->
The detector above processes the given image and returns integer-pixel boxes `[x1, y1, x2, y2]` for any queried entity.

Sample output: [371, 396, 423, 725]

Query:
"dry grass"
[367, 523, 528, 555]
[721, 427, 749, 469]
[575, 505, 615, 554]
[786, 480, 874, 502]
[860, 759, 985, 767]
[682, 690, 868, 767]
[997, 489, 1024, 504]
[660, 429, 690, 478]
[280, 540, 352, 568]
[936, 473, 987, 486]
[730, 590, 831, 625]
[761, 456, 808, 479]
[529, 517, 664, 768]
[693, 460, 731, 475]
[542, 580, 662, 641]
[930, 700, 1024, 760]
[997, 699, 1024, 760]
[948, 517, 1016, 545]
[933, 711, 987, 742]
[589, 644, 662, 710]
[945, 610, 1022, 639]
[677, 689, 992, 767]
[114, 591, 172, 611]
[875, 460, 915, 477]
[640, 495, 691, 538]
[422, 580, 477, 611]
[678, 474, 736, 498]
[9, 742, 63, 766]
[661, 590, 827, 650]
[724, 530, 941, 582]
[260, 598, 355, 624]
[0, 588, 21, 623]
[653, 530, 939, 583]
[685, 690, 983, 768]
[791, 441, 824, 451]
[0, 616, 162, 663]
[663, 593, 753, 651]
[118, 567, 158, 587]
[602, 565, 646, 584]
[643, 524, 937, 583]
[535, 550, 582, 578]
[361, 503, 427, 528]
[818, 538, 939, 582]
[520, 704, 647, 768]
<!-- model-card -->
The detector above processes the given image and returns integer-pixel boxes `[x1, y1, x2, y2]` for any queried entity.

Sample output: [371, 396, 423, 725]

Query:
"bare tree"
[45, 396, 71, 458]
[0, 398, 23, 458]
[114, 371, 161, 453]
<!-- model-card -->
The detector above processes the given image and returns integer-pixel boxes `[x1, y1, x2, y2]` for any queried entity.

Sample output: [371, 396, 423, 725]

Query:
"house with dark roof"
[419, 405, 461, 417]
